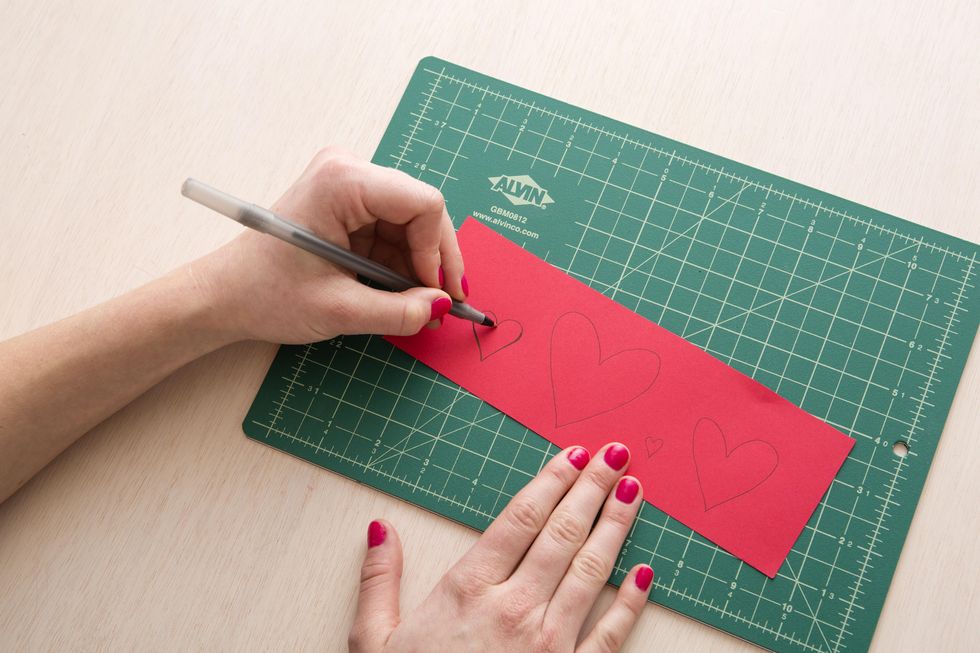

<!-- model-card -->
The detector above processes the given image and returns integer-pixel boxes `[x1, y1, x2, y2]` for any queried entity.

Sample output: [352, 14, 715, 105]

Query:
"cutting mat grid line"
[244, 60, 979, 653]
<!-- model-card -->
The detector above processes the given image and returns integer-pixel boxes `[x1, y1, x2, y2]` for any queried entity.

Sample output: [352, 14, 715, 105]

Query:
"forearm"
[0, 151, 463, 504]
[0, 265, 233, 503]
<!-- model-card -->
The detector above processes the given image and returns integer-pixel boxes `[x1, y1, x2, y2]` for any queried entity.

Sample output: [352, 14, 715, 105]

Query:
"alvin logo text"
[488, 175, 554, 208]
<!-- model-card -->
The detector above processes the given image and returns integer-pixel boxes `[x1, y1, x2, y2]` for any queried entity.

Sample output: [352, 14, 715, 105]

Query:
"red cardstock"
[388, 218, 855, 577]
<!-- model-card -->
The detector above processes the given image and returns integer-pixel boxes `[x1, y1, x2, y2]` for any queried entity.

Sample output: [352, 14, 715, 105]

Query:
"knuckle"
[536, 625, 563, 653]
[398, 297, 428, 335]
[594, 624, 625, 653]
[582, 468, 613, 494]
[497, 604, 526, 632]
[314, 152, 357, 185]
[543, 459, 575, 486]
[313, 145, 353, 164]
[620, 594, 644, 620]
[571, 548, 612, 584]
[461, 559, 498, 587]
[442, 566, 486, 604]
[546, 510, 588, 548]
[323, 154, 354, 176]
[359, 556, 395, 588]
[504, 497, 547, 537]
[496, 588, 535, 633]
[605, 504, 636, 529]
[420, 183, 446, 214]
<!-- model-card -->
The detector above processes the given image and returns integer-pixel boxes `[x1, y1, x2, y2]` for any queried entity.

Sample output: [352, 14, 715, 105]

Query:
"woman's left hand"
[348, 443, 654, 652]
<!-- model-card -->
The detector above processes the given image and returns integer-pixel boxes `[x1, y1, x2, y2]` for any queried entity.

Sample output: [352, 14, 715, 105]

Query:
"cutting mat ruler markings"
[245, 58, 979, 652]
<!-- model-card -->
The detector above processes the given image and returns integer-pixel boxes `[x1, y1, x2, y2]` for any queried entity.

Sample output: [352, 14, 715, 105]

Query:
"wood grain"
[1, 1, 977, 651]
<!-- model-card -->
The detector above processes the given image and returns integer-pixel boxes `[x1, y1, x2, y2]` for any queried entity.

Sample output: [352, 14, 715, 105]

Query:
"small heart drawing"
[471, 311, 524, 361]
[644, 437, 664, 459]
[550, 312, 660, 427]
[692, 417, 778, 511]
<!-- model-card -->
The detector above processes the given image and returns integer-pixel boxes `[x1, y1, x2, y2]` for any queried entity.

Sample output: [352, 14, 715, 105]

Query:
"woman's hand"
[349, 443, 654, 653]
[190, 147, 466, 344]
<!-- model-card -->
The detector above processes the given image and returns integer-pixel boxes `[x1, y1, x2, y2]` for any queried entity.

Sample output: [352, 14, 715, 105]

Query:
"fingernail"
[438, 266, 445, 288]
[616, 477, 639, 503]
[430, 297, 452, 321]
[635, 565, 654, 592]
[367, 520, 386, 548]
[461, 274, 470, 297]
[567, 446, 590, 470]
[603, 444, 630, 470]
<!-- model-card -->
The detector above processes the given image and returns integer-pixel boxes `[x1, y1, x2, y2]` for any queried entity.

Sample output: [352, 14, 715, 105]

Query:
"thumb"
[348, 520, 403, 653]
[336, 279, 452, 336]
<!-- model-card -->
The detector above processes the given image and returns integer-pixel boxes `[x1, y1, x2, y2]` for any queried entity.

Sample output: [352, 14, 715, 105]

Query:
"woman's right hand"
[349, 443, 654, 653]
[188, 148, 465, 346]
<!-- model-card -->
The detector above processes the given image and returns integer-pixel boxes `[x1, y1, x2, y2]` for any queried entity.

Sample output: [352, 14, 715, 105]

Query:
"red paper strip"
[389, 218, 854, 577]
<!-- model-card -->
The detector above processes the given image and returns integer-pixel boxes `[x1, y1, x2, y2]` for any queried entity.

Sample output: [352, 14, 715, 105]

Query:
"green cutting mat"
[244, 58, 979, 652]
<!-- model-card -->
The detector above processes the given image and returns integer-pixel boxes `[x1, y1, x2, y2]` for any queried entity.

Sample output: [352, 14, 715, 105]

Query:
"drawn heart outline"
[550, 311, 661, 427]
[644, 437, 664, 459]
[692, 417, 778, 511]
[471, 311, 524, 361]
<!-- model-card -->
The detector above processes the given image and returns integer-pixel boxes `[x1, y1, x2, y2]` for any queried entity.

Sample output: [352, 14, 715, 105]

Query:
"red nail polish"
[616, 477, 639, 503]
[603, 444, 630, 470]
[635, 565, 654, 591]
[430, 297, 452, 321]
[567, 446, 590, 470]
[367, 520, 386, 548]
[438, 266, 445, 288]
[461, 274, 469, 297]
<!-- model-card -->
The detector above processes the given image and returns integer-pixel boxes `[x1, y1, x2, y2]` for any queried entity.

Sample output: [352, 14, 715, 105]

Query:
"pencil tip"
[481, 316, 496, 328]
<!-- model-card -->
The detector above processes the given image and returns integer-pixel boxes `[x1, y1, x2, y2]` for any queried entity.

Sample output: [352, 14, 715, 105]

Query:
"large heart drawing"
[692, 417, 778, 511]
[550, 312, 660, 426]
[471, 311, 524, 361]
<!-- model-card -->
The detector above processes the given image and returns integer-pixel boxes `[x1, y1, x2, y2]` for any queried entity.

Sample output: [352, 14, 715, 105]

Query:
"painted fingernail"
[567, 446, 590, 470]
[603, 444, 630, 470]
[461, 274, 470, 297]
[635, 565, 654, 591]
[616, 477, 640, 503]
[438, 266, 445, 288]
[368, 520, 386, 548]
[430, 297, 452, 321]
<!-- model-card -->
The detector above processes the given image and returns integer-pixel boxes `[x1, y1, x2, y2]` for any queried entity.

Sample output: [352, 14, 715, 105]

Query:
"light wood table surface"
[1, 2, 978, 651]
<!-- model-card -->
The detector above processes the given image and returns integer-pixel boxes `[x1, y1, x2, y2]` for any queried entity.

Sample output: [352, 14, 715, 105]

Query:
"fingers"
[547, 475, 643, 627]
[313, 153, 465, 297]
[348, 520, 403, 653]
[352, 222, 424, 282]
[452, 446, 592, 585]
[330, 277, 452, 336]
[577, 564, 654, 653]
[509, 443, 631, 600]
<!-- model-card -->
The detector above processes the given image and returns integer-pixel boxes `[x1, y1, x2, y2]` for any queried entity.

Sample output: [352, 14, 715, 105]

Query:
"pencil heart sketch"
[550, 311, 660, 427]
[692, 417, 778, 511]
[471, 311, 524, 360]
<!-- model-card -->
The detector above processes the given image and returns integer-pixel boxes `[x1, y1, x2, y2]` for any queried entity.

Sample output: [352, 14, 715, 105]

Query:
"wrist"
[164, 257, 242, 351]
